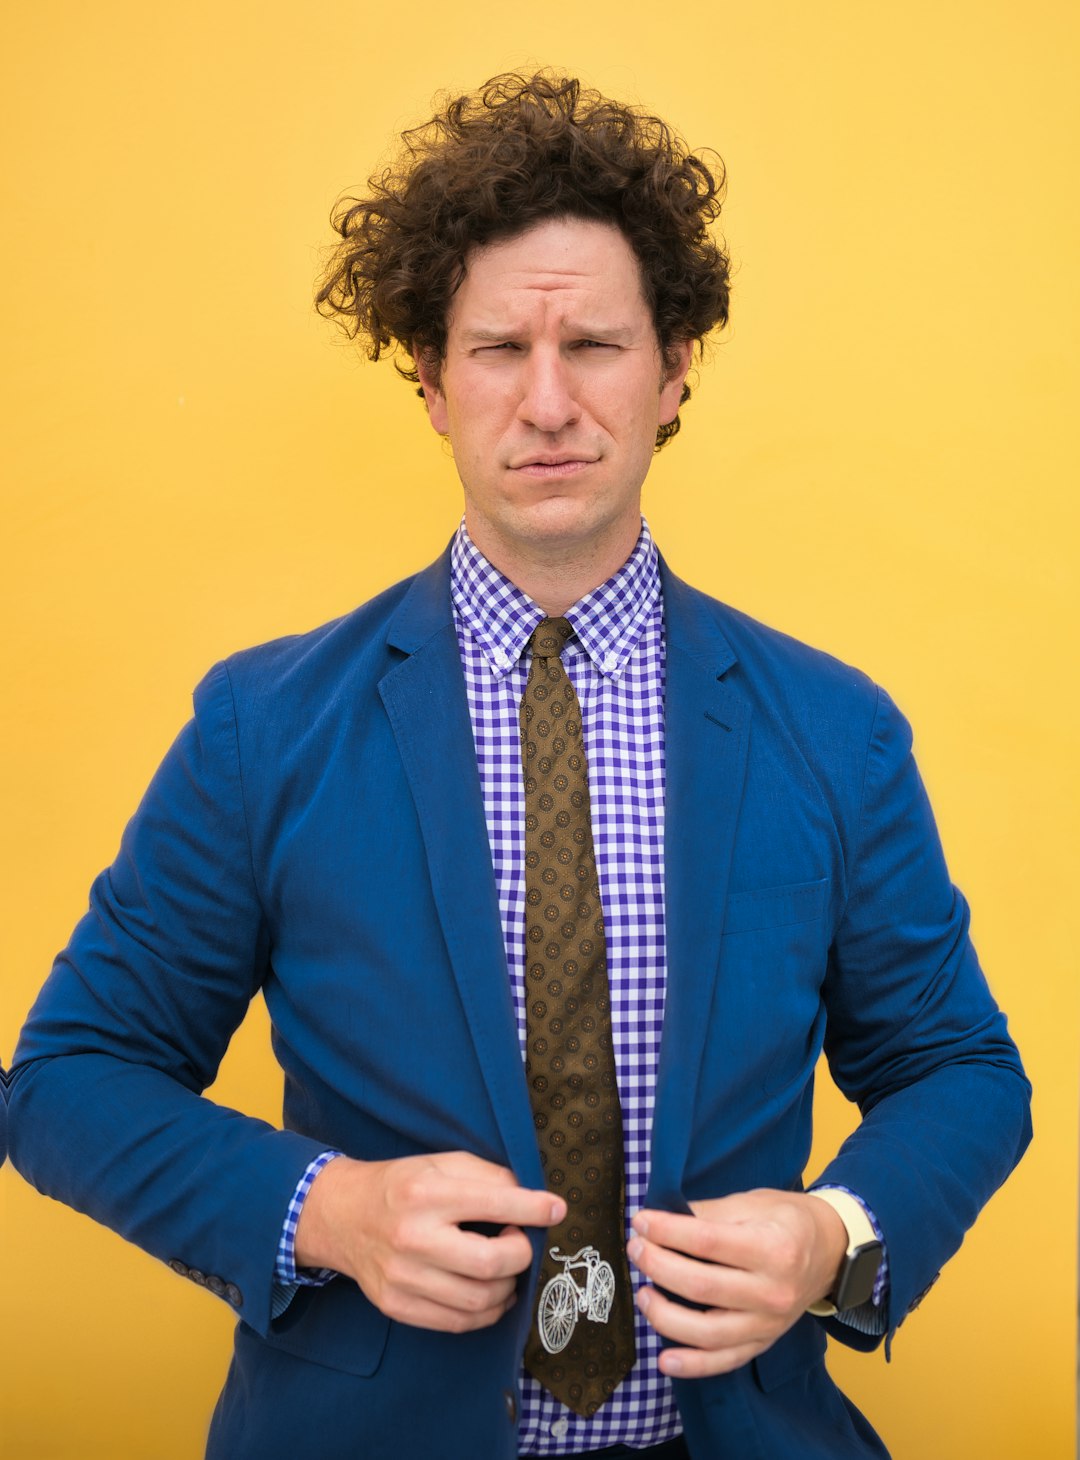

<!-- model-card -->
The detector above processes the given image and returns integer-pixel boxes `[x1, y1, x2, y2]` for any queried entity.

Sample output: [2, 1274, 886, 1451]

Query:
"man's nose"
[517, 349, 581, 433]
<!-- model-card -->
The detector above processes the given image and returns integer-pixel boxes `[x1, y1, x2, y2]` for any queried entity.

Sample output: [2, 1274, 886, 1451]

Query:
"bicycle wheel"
[587, 1260, 615, 1323]
[538, 1273, 579, 1354]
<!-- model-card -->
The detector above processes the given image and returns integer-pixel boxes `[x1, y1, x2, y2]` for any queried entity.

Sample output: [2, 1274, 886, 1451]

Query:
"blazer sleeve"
[813, 684, 1031, 1350]
[6, 660, 328, 1337]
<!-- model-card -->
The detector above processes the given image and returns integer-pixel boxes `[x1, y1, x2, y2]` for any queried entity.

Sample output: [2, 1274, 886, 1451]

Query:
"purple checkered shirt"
[273, 518, 887, 1444]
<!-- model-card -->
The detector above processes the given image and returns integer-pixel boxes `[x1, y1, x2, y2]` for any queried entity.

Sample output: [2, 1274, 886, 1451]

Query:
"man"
[8, 72, 1030, 1459]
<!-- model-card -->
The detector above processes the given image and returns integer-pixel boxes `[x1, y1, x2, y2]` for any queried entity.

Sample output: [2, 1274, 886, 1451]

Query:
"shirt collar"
[450, 518, 661, 681]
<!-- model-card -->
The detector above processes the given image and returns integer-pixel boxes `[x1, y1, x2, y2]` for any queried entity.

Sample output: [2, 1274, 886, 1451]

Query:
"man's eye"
[575, 340, 615, 350]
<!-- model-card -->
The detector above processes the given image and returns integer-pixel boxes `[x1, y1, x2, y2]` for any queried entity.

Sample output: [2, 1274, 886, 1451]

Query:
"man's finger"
[637, 1282, 740, 1346]
[627, 1233, 757, 1311]
[636, 1285, 770, 1376]
[392, 1257, 521, 1315]
[658, 1339, 764, 1381]
[380, 1284, 519, 1334]
[632, 1207, 771, 1271]
[425, 1174, 566, 1230]
[429, 1223, 537, 1282]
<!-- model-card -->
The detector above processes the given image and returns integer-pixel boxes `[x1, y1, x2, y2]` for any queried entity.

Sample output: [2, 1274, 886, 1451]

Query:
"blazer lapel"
[377, 553, 543, 1189]
[649, 564, 751, 1208]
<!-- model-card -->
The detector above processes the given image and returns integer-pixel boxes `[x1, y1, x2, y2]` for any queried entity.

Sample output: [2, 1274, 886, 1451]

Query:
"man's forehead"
[460, 218, 642, 282]
[450, 218, 650, 323]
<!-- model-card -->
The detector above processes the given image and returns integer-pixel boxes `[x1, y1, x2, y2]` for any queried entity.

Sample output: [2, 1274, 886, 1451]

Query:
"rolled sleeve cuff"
[271, 1149, 343, 1317]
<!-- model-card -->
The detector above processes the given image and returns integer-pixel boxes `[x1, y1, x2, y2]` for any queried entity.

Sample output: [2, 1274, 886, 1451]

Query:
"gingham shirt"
[274, 519, 886, 1446]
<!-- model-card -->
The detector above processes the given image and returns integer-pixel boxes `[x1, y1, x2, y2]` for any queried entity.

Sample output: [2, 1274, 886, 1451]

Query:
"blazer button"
[206, 1275, 226, 1297]
[167, 1259, 189, 1278]
[225, 1283, 244, 1307]
[188, 1269, 207, 1287]
[909, 1273, 939, 1312]
[503, 1389, 517, 1423]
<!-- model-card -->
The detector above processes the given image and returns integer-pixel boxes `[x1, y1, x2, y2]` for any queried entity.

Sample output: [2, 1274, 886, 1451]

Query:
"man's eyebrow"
[459, 326, 522, 343]
[570, 324, 637, 343]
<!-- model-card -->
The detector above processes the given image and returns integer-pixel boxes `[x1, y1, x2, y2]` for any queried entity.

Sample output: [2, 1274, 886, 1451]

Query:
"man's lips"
[510, 455, 598, 478]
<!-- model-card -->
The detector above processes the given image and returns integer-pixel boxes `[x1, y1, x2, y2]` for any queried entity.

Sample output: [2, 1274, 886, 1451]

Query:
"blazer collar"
[384, 542, 742, 669]
[385, 544, 456, 656]
[659, 553, 738, 678]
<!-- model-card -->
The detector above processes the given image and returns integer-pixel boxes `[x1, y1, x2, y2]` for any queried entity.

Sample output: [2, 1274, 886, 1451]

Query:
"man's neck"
[463, 517, 642, 617]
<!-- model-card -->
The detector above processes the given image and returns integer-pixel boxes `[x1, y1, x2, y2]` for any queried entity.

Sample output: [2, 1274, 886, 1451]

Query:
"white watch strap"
[805, 1189, 877, 1316]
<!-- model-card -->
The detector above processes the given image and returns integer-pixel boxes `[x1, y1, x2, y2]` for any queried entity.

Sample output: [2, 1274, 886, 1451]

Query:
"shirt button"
[550, 1418, 569, 1439]
[502, 1388, 517, 1422]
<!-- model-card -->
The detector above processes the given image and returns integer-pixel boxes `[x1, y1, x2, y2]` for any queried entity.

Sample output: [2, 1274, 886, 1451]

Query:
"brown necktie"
[520, 618, 636, 1418]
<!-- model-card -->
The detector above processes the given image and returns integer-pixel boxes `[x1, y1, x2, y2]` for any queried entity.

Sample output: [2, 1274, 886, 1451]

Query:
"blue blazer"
[8, 552, 1030, 1459]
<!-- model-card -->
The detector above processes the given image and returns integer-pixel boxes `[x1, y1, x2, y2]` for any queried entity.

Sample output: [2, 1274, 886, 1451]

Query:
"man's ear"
[415, 348, 449, 435]
[658, 339, 694, 426]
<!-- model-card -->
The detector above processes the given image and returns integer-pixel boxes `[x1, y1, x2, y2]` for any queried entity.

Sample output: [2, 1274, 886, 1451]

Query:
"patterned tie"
[520, 618, 636, 1418]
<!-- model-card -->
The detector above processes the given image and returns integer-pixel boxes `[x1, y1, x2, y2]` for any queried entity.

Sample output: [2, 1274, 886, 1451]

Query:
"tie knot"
[529, 618, 574, 660]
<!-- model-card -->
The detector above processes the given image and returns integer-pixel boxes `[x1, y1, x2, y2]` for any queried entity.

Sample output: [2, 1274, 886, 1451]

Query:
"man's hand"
[626, 1189, 848, 1378]
[293, 1151, 565, 1333]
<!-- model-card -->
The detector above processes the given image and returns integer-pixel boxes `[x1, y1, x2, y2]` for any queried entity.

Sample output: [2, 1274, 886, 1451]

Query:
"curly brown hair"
[316, 71, 730, 449]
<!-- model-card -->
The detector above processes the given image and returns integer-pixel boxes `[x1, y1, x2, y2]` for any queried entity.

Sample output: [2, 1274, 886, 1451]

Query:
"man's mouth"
[511, 455, 597, 478]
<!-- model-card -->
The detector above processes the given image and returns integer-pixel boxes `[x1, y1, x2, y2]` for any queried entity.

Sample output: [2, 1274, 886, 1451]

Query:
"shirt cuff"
[272, 1148, 343, 1316]
[805, 1184, 888, 1336]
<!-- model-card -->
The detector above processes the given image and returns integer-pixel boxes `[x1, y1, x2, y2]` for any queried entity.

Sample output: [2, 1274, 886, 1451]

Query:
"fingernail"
[664, 1354, 684, 1376]
[627, 1236, 643, 1262]
[551, 1200, 566, 1222]
[633, 1213, 650, 1237]
[637, 1285, 652, 1313]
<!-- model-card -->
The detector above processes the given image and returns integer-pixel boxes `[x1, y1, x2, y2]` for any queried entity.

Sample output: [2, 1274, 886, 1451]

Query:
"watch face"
[835, 1241, 883, 1311]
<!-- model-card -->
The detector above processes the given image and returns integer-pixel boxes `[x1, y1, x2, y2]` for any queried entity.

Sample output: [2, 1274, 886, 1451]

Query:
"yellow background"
[2, 3, 1076, 1456]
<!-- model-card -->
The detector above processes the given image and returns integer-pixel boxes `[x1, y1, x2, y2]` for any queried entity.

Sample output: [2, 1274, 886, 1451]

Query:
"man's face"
[417, 217, 692, 578]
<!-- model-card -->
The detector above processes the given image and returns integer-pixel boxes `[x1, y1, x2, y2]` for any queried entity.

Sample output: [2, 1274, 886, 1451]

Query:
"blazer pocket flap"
[723, 878, 828, 936]
[751, 1314, 827, 1393]
[259, 1277, 391, 1377]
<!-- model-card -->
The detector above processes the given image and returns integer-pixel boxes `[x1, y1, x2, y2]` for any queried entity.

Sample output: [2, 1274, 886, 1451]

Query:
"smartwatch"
[805, 1188, 883, 1316]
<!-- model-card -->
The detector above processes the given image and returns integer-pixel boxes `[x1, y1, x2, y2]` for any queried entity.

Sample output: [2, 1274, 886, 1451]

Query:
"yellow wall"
[2, 3, 1076, 1455]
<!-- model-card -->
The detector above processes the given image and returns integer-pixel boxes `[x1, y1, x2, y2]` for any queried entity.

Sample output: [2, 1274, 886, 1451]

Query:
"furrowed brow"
[459, 323, 639, 345]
